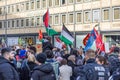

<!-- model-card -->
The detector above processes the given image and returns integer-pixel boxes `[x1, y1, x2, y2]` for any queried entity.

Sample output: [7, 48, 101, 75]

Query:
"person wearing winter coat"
[79, 49, 109, 80]
[31, 53, 56, 80]
[0, 48, 19, 80]
[20, 51, 38, 80]
[42, 37, 53, 52]
[59, 59, 72, 80]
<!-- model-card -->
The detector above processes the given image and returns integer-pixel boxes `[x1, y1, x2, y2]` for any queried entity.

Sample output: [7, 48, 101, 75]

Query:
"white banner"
[7, 37, 19, 46]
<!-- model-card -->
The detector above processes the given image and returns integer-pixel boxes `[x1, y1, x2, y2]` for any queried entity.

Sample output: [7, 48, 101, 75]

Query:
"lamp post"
[5, 0, 8, 47]
[73, 0, 76, 48]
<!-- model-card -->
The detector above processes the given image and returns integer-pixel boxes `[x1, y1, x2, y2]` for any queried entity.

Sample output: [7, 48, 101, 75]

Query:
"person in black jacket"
[42, 36, 53, 52]
[20, 50, 38, 80]
[0, 48, 19, 80]
[79, 49, 109, 80]
[31, 53, 56, 80]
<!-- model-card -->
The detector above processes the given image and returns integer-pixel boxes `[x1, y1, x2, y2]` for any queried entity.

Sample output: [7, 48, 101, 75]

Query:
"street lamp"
[73, 0, 76, 48]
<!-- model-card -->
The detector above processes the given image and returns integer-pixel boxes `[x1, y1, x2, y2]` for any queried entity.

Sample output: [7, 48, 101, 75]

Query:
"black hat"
[36, 53, 47, 63]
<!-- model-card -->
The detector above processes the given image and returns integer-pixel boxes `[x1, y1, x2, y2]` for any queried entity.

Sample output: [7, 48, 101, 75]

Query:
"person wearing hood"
[0, 48, 19, 80]
[31, 53, 56, 80]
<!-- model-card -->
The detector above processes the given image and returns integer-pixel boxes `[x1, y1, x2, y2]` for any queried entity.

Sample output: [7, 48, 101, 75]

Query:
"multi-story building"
[0, 0, 120, 48]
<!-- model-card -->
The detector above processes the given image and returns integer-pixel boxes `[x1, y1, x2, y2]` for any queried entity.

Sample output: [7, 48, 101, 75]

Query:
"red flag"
[83, 33, 90, 46]
[100, 43, 105, 52]
[95, 34, 105, 52]
[43, 9, 49, 27]
[38, 30, 43, 40]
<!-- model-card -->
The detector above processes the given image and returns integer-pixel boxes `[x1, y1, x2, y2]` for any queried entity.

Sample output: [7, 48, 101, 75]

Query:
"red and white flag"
[55, 37, 66, 49]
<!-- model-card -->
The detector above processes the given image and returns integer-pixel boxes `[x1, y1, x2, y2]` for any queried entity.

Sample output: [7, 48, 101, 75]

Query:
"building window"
[11, 5, 14, 12]
[21, 3, 24, 11]
[55, 0, 59, 6]
[36, 0, 40, 9]
[76, 12, 82, 23]
[102, 8, 110, 21]
[61, 14, 66, 24]
[84, 0, 91, 2]
[31, 1, 34, 10]
[0, 21, 2, 28]
[16, 20, 19, 27]
[16, 4, 20, 12]
[31, 18, 34, 27]
[37, 17, 40, 26]
[93, 9, 100, 22]
[113, 7, 120, 20]
[42, 0, 46, 8]
[7, 20, 10, 28]
[26, 2, 29, 10]
[84, 11, 91, 23]
[7, 6, 10, 13]
[12, 20, 14, 27]
[68, 0, 73, 4]
[48, 0, 52, 7]
[26, 18, 29, 26]
[61, 0, 66, 5]
[69, 13, 74, 23]
[21, 19, 24, 27]
[0, 7, 2, 14]
[76, 0, 82, 3]
[49, 16, 53, 25]
[54, 15, 59, 25]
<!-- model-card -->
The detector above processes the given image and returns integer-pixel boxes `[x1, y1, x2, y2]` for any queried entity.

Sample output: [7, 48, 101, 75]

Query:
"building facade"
[0, 0, 120, 47]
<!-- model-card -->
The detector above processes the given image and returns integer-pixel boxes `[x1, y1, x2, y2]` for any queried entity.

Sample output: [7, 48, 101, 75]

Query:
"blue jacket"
[0, 56, 19, 80]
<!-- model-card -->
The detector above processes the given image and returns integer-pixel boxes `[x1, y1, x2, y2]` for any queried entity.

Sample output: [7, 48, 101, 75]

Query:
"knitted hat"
[36, 53, 47, 63]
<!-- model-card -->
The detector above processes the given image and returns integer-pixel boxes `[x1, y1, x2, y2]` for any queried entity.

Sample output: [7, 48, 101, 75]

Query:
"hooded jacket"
[0, 56, 19, 80]
[31, 63, 56, 80]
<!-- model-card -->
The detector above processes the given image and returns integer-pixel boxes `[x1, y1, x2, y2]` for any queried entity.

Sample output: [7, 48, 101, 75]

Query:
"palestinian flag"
[55, 37, 66, 49]
[60, 24, 74, 45]
[43, 9, 58, 36]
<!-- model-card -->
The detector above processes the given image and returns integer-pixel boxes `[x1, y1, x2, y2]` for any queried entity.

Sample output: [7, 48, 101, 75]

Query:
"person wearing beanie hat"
[36, 53, 47, 64]
[31, 53, 56, 80]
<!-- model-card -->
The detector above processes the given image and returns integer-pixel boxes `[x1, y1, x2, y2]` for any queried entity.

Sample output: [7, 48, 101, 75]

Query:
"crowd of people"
[0, 37, 120, 80]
